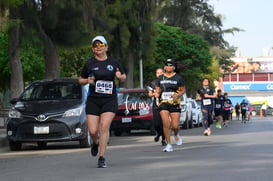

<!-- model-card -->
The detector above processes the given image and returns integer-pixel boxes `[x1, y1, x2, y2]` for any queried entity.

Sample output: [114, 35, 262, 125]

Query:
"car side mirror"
[146, 86, 154, 91]
[10, 98, 19, 105]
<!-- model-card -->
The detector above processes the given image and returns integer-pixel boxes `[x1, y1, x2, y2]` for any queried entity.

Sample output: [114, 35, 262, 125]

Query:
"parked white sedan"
[189, 99, 203, 127]
[180, 94, 193, 129]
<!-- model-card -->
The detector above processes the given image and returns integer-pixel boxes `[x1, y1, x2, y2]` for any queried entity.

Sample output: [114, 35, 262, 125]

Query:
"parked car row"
[251, 104, 273, 116]
[111, 89, 204, 136]
[110, 88, 154, 136]
[179, 94, 203, 129]
[6, 81, 203, 151]
[190, 99, 203, 127]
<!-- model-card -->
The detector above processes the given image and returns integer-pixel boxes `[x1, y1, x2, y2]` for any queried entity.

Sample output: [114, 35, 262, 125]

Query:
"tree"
[145, 23, 213, 96]
[158, 0, 225, 46]
[22, 0, 90, 79]
[0, 31, 9, 92]
[157, 0, 241, 74]
[7, 2, 24, 99]
[80, 0, 155, 88]
[60, 45, 93, 77]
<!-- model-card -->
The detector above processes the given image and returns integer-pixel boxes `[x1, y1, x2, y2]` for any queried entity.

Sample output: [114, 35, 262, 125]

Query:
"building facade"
[220, 56, 273, 106]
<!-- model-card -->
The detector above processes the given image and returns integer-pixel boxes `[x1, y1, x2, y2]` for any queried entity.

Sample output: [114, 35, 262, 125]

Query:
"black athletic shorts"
[85, 96, 118, 116]
[159, 103, 181, 113]
[214, 109, 223, 117]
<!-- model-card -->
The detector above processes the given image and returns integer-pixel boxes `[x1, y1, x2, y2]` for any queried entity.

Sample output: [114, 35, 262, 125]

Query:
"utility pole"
[139, 25, 143, 88]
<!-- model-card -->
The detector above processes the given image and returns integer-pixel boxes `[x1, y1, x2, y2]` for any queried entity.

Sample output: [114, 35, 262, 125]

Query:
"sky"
[209, 0, 273, 57]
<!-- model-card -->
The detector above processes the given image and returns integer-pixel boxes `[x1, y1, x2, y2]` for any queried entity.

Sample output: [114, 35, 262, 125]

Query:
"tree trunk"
[44, 38, 60, 78]
[30, 0, 60, 79]
[8, 10, 24, 99]
[124, 49, 135, 88]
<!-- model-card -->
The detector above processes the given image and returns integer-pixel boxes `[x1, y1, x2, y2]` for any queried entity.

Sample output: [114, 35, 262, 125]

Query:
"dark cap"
[217, 89, 222, 93]
[165, 59, 175, 66]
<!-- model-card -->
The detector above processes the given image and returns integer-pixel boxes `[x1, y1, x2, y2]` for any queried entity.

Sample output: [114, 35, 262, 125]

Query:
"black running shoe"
[91, 143, 99, 156]
[98, 156, 107, 168]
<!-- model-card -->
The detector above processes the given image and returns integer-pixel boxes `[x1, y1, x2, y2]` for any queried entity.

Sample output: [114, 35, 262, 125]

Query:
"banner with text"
[224, 83, 273, 91]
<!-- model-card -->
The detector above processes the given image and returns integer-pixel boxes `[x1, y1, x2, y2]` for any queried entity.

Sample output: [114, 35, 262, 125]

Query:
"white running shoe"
[163, 144, 173, 152]
[175, 134, 183, 146]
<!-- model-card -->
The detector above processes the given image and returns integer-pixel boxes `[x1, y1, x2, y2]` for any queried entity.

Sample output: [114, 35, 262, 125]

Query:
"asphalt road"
[0, 117, 273, 181]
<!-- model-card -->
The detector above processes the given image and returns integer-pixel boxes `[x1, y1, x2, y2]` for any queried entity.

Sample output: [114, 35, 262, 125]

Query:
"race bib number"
[161, 92, 174, 101]
[203, 99, 211, 105]
[95, 80, 113, 94]
[215, 104, 221, 109]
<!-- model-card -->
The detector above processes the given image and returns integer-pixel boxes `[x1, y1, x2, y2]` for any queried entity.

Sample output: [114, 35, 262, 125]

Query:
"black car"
[251, 104, 273, 116]
[110, 88, 154, 136]
[6, 78, 90, 150]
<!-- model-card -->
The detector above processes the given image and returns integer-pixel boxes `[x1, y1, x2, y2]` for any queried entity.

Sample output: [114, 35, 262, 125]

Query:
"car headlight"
[139, 108, 149, 115]
[63, 106, 83, 117]
[8, 108, 21, 118]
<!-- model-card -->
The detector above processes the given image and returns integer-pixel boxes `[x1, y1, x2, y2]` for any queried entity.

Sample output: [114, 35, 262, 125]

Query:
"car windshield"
[21, 82, 81, 101]
[117, 91, 151, 105]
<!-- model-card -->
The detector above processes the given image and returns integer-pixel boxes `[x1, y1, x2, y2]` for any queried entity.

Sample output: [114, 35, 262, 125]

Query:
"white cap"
[92, 35, 107, 45]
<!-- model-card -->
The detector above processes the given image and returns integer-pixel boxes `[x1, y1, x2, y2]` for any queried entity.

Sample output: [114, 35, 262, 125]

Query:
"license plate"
[122, 118, 132, 123]
[34, 126, 49, 134]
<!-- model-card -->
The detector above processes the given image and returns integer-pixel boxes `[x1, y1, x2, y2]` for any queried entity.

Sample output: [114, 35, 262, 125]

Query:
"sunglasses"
[93, 43, 106, 48]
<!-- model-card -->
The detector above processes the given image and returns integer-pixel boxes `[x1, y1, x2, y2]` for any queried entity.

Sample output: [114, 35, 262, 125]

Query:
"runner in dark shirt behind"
[240, 100, 248, 123]
[196, 78, 217, 136]
[214, 89, 225, 129]
[223, 92, 232, 127]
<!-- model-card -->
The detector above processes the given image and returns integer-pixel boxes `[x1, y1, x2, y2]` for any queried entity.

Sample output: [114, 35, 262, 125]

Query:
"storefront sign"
[224, 83, 273, 91]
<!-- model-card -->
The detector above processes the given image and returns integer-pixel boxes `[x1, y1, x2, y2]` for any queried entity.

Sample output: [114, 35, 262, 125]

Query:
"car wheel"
[194, 123, 199, 128]
[79, 135, 90, 148]
[37, 141, 47, 148]
[182, 117, 189, 129]
[150, 127, 156, 135]
[114, 130, 123, 136]
[79, 129, 91, 148]
[194, 117, 199, 128]
[199, 118, 203, 127]
[189, 116, 193, 129]
[9, 141, 22, 151]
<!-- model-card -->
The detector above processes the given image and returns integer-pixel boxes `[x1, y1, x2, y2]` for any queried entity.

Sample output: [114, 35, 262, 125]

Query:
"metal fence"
[0, 107, 9, 128]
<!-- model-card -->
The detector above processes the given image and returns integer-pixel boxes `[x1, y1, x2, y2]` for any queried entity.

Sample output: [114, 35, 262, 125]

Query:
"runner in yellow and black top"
[155, 59, 185, 152]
